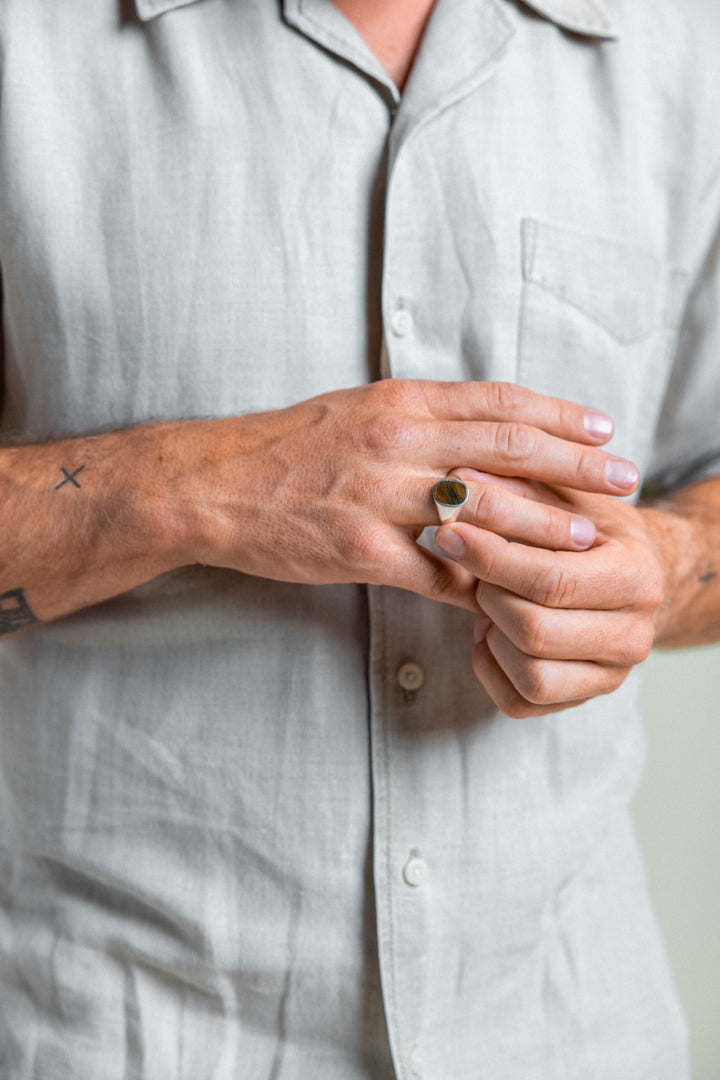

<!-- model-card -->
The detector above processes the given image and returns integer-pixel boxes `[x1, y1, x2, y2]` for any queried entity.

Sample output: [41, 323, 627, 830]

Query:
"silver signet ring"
[433, 478, 469, 524]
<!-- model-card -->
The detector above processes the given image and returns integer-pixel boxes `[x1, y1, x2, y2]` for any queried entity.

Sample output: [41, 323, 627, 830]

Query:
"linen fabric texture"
[1, 0, 719, 1077]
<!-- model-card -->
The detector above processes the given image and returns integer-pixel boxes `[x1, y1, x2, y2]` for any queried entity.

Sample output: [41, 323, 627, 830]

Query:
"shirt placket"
[370, 5, 518, 1075]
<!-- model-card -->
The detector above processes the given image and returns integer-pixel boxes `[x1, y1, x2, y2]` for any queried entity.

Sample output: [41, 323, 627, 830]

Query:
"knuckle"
[472, 483, 503, 525]
[532, 562, 577, 608]
[556, 396, 577, 433]
[477, 544, 505, 586]
[515, 610, 553, 657]
[498, 699, 525, 720]
[637, 564, 664, 611]
[363, 414, 419, 453]
[373, 377, 418, 412]
[542, 505, 565, 544]
[574, 446, 596, 479]
[427, 561, 458, 602]
[603, 666, 632, 694]
[616, 556, 663, 611]
[487, 381, 527, 417]
[500, 687, 542, 719]
[624, 621, 655, 665]
[337, 520, 382, 568]
[495, 421, 536, 464]
[514, 660, 554, 706]
[613, 560, 639, 600]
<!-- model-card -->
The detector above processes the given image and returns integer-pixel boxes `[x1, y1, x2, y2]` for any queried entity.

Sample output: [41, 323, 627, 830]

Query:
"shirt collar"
[518, 0, 618, 38]
[133, 0, 618, 38]
[134, 0, 201, 19]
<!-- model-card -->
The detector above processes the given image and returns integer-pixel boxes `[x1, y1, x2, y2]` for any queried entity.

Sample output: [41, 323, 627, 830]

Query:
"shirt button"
[408, 1045, 424, 1077]
[403, 852, 427, 887]
[390, 307, 413, 337]
[397, 661, 424, 691]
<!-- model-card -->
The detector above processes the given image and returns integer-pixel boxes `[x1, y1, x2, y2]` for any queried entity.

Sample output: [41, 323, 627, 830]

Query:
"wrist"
[637, 503, 702, 647]
[124, 421, 207, 575]
[131, 416, 261, 573]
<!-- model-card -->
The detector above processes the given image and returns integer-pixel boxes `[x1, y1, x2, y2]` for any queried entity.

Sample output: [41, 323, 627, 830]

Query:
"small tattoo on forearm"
[0, 588, 40, 636]
[55, 465, 85, 490]
[698, 571, 718, 584]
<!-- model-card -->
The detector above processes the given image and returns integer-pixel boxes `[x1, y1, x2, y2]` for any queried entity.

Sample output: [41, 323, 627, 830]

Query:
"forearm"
[641, 476, 720, 648]
[0, 380, 638, 639]
[0, 422, 194, 635]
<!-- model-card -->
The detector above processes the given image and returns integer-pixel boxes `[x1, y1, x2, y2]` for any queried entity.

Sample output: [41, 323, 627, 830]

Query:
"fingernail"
[474, 616, 492, 644]
[436, 528, 466, 559]
[584, 410, 614, 441]
[570, 516, 597, 549]
[605, 458, 640, 491]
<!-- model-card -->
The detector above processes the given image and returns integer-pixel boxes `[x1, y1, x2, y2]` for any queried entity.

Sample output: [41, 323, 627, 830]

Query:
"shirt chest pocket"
[517, 219, 687, 472]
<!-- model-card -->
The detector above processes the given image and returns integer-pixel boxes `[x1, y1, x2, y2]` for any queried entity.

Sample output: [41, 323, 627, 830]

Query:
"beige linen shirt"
[1, 1, 720, 1078]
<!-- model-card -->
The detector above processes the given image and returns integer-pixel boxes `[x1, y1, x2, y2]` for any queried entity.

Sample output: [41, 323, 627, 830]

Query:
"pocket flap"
[522, 219, 665, 343]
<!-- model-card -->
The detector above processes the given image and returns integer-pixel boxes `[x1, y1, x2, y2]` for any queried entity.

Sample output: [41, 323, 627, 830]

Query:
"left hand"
[435, 476, 669, 717]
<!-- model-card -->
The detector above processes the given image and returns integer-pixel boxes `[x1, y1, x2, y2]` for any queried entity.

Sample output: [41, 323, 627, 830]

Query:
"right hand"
[168, 379, 638, 613]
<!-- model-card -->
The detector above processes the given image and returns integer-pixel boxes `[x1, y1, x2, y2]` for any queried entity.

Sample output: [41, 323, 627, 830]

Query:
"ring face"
[433, 478, 469, 523]
[434, 479, 468, 507]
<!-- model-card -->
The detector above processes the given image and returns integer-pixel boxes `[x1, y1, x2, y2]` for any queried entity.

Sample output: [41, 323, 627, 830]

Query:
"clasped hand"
[435, 474, 667, 717]
[190, 377, 663, 716]
[193, 378, 636, 608]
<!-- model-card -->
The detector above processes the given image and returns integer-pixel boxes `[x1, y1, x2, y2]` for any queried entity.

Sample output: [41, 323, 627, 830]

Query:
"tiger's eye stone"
[434, 479, 468, 506]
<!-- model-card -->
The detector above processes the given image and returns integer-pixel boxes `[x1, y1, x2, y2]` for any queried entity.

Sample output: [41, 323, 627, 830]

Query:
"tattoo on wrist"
[0, 589, 40, 636]
[55, 465, 85, 490]
[699, 570, 717, 584]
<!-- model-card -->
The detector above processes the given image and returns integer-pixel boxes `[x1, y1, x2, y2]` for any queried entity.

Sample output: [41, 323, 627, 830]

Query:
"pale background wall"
[632, 11, 720, 1076]
[634, 648, 720, 1079]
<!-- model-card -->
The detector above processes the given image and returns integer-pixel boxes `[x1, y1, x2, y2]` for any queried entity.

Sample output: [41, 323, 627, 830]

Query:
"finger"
[451, 469, 538, 500]
[435, 476, 597, 552]
[436, 526, 639, 610]
[380, 467, 593, 541]
[472, 634, 590, 718]
[482, 624, 630, 708]
[451, 470, 579, 510]
[474, 581, 654, 665]
[418, 380, 614, 445]
[432, 420, 639, 495]
[377, 530, 481, 614]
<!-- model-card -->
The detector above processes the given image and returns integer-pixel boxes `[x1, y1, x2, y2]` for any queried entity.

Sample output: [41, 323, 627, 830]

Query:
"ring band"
[433, 478, 469, 523]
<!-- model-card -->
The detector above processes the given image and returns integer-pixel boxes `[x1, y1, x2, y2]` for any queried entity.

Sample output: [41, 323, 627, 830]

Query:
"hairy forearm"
[0, 380, 640, 639]
[641, 476, 720, 648]
[0, 423, 193, 635]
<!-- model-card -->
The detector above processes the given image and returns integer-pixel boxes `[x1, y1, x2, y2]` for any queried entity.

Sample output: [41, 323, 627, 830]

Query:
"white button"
[397, 661, 424, 691]
[408, 1045, 424, 1077]
[403, 853, 427, 887]
[390, 308, 413, 337]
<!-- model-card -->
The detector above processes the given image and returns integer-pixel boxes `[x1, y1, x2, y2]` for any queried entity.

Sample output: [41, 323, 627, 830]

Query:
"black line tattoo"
[55, 465, 85, 490]
[0, 588, 40, 636]
[698, 571, 718, 584]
